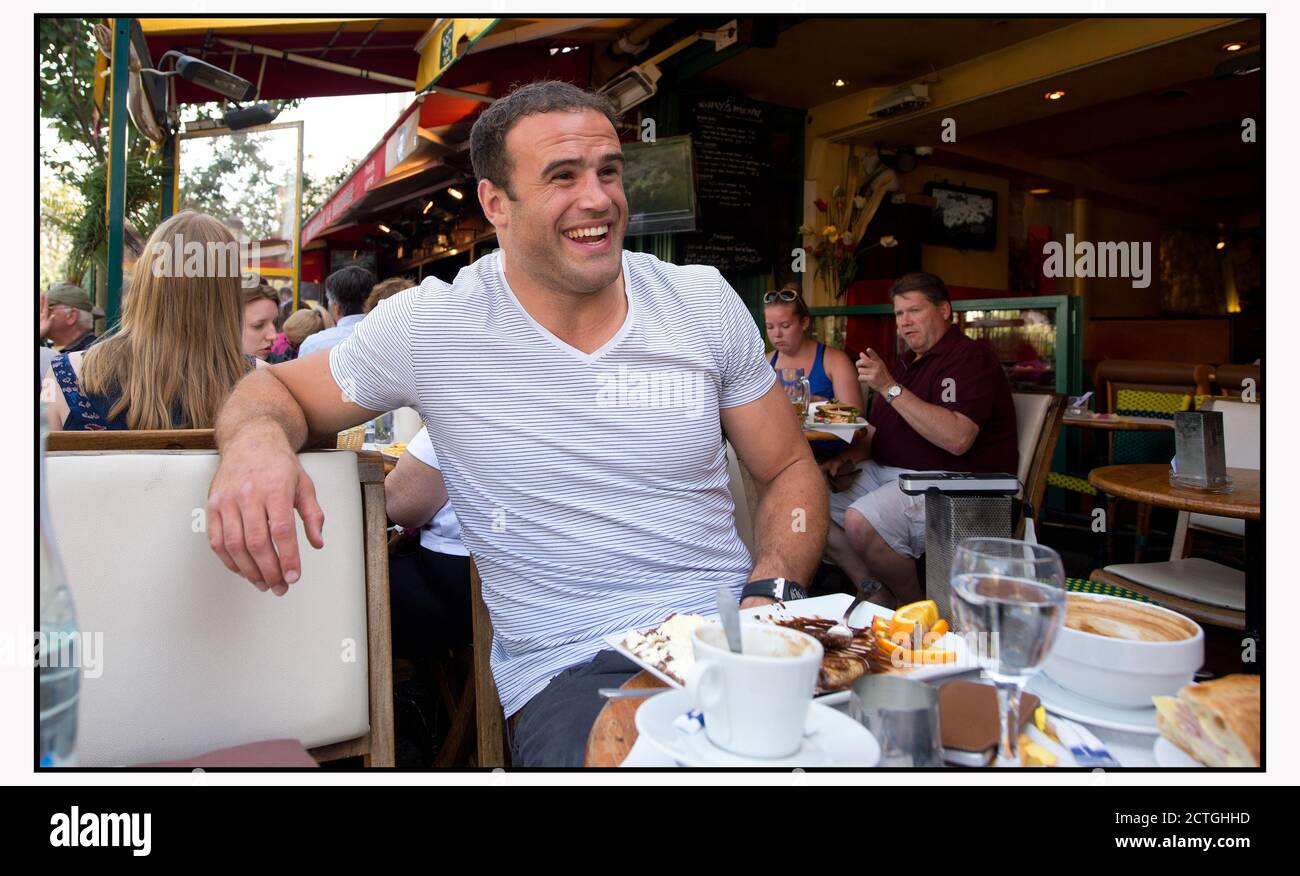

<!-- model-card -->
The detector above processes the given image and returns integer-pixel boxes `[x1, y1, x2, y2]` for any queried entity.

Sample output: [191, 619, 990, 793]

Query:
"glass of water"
[950, 537, 1066, 767]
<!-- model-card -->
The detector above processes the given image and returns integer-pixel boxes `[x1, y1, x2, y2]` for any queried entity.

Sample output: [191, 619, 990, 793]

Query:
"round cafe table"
[1088, 464, 1262, 647]
[584, 672, 668, 768]
[1061, 412, 1173, 432]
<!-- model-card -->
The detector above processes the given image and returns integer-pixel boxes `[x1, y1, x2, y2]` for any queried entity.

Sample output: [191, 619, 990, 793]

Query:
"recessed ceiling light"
[1216, 238, 1227, 251]
[447, 187, 464, 200]
[1222, 41, 1248, 53]
[1044, 90, 1066, 101]
[833, 79, 847, 87]
[1029, 187, 1052, 195]
[378, 224, 390, 234]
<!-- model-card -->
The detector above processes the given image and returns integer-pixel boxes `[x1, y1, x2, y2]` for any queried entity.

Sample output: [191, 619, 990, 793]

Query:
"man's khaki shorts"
[828, 460, 927, 559]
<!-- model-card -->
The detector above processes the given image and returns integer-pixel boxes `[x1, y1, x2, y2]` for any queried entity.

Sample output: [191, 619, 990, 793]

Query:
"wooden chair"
[1210, 363, 1260, 399]
[1011, 392, 1066, 538]
[44, 432, 394, 767]
[470, 559, 507, 767]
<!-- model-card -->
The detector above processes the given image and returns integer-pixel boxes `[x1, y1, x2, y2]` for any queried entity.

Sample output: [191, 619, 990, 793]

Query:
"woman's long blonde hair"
[80, 211, 249, 429]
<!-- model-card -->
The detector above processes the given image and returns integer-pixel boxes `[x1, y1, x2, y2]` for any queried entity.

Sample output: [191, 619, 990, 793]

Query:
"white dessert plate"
[605, 593, 973, 706]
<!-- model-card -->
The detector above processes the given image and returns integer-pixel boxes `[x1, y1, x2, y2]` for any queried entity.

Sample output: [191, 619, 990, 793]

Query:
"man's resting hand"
[206, 422, 325, 595]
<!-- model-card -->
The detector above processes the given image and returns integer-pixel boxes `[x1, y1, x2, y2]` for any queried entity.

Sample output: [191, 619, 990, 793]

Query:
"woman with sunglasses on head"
[764, 282, 864, 413]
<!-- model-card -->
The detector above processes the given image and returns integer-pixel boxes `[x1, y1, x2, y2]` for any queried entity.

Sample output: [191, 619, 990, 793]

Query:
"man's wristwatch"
[741, 577, 807, 603]
[882, 384, 903, 404]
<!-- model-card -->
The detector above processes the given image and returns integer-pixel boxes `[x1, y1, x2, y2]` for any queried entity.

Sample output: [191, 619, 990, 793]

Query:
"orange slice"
[889, 600, 940, 637]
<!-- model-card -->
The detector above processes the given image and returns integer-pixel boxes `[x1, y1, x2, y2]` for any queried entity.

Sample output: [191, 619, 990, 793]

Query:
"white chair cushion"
[1204, 399, 1259, 469]
[1188, 512, 1246, 538]
[1104, 558, 1245, 611]
[45, 450, 371, 766]
[1012, 392, 1052, 494]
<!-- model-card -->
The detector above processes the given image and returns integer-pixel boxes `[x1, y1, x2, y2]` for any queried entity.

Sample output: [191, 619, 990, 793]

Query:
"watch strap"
[741, 577, 807, 602]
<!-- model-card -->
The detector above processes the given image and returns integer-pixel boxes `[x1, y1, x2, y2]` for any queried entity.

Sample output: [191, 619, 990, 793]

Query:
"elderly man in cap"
[40, 283, 103, 354]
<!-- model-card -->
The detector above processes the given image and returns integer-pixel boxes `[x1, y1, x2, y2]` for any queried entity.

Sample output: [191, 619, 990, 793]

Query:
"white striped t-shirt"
[329, 249, 775, 716]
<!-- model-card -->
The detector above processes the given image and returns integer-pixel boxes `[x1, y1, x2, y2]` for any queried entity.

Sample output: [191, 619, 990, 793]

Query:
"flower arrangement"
[799, 157, 898, 298]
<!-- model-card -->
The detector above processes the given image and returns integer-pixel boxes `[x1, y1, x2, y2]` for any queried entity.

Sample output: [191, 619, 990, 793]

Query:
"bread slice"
[1154, 674, 1259, 767]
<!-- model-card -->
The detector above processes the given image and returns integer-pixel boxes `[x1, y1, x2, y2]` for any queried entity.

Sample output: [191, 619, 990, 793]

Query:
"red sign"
[302, 146, 387, 246]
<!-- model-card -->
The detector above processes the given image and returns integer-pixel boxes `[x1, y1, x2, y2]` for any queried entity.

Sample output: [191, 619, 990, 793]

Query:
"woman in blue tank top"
[764, 285, 864, 408]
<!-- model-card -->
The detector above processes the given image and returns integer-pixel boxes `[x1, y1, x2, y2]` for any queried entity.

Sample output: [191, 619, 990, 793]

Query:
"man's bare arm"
[856, 349, 978, 456]
[885, 389, 979, 456]
[208, 350, 379, 595]
[721, 384, 829, 606]
[385, 452, 450, 530]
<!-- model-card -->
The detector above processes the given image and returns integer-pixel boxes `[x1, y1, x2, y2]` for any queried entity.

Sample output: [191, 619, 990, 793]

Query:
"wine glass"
[949, 538, 1066, 767]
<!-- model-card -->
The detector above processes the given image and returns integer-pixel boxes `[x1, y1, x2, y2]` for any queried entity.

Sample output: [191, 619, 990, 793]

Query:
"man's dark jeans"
[508, 650, 641, 767]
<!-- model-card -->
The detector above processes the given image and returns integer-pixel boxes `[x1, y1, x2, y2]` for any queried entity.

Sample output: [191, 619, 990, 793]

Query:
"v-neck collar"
[496, 251, 635, 365]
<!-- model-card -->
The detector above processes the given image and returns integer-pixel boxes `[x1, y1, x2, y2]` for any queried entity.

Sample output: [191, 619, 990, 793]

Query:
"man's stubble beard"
[515, 222, 624, 299]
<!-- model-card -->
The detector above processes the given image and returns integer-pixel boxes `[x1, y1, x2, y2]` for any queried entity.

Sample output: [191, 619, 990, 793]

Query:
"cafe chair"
[1210, 362, 1261, 400]
[1010, 391, 1066, 538]
[44, 441, 395, 767]
[470, 559, 508, 767]
[1098, 398, 1257, 631]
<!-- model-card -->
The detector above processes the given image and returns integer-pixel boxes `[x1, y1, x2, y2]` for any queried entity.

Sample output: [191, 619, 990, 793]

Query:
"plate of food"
[606, 593, 974, 706]
[807, 402, 867, 427]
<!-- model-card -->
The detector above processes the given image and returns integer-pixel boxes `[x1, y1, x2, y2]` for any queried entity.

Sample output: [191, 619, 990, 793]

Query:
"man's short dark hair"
[469, 80, 621, 199]
[325, 266, 376, 317]
[890, 271, 951, 308]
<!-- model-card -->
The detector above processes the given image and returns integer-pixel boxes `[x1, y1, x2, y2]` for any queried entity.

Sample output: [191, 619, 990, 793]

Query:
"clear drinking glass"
[777, 367, 811, 421]
[949, 538, 1066, 767]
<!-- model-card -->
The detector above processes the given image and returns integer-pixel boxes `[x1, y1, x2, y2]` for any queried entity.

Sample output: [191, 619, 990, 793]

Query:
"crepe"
[774, 616, 874, 692]
[1153, 674, 1259, 767]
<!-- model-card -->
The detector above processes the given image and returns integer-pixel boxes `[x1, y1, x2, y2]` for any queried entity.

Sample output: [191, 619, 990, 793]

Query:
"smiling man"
[820, 272, 1018, 607]
[205, 81, 827, 766]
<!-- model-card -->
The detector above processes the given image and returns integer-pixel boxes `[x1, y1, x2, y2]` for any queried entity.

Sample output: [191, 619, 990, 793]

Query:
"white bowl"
[1041, 593, 1203, 709]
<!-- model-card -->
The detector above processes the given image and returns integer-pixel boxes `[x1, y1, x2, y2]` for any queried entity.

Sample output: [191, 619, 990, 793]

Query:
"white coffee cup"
[685, 622, 823, 758]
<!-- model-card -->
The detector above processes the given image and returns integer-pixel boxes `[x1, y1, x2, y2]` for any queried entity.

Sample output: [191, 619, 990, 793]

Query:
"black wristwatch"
[741, 577, 807, 603]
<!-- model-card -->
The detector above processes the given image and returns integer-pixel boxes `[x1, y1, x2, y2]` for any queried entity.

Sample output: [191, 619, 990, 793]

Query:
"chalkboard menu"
[679, 93, 799, 276]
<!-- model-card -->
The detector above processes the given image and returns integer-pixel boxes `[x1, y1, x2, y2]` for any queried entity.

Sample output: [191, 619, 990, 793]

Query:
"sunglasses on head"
[763, 290, 799, 304]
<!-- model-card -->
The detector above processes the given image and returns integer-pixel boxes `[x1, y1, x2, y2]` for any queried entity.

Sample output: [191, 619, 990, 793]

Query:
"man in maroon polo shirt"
[821, 271, 1017, 607]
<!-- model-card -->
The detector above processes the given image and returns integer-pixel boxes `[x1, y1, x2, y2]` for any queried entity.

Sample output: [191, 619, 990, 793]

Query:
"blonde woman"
[42, 211, 259, 432]
[278, 303, 336, 361]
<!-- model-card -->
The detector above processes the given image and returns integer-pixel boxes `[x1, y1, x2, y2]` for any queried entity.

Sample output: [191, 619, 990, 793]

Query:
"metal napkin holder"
[1173, 411, 1229, 490]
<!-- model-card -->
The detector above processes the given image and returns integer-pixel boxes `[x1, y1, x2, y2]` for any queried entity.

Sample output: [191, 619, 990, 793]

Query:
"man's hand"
[39, 294, 52, 340]
[857, 348, 896, 394]
[819, 453, 861, 494]
[206, 422, 325, 595]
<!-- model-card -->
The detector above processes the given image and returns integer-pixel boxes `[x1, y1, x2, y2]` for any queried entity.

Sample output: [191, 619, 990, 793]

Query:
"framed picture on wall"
[924, 181, 998, 251]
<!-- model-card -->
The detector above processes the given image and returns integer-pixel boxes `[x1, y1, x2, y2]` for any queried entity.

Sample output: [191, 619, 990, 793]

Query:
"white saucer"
[634, 690, 881, 768]
[1153, 737, 1204, 768]
[1025, 673, 1159, 736]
